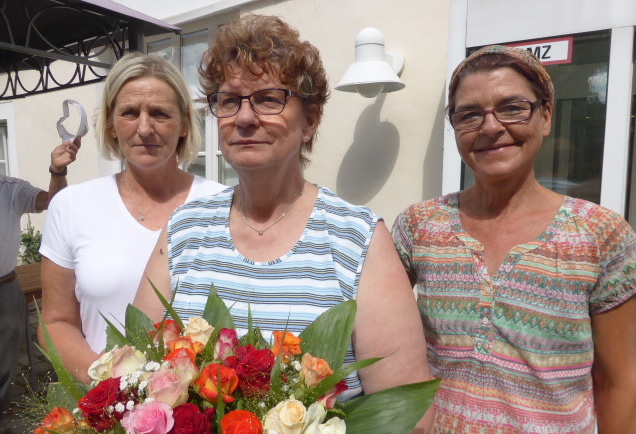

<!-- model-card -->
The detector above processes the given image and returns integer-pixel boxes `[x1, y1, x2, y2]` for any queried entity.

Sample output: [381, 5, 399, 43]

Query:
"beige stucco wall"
[245, 0, 450, 225]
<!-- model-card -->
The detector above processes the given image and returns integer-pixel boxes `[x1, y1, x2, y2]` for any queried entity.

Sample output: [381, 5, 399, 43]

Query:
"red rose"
[231, 345, 275, 397]
[78, 377, 131, 432]
[221, 410, 263, 434]
[169, 403, 215, 434]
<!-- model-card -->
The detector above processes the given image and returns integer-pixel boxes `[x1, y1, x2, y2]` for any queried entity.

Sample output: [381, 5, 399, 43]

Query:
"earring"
[303, 135, 311, 142]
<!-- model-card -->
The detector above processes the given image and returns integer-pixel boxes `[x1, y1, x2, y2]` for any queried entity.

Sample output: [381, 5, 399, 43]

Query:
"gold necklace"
[123, 173, 154, 221]
[238, 183, 305, 236]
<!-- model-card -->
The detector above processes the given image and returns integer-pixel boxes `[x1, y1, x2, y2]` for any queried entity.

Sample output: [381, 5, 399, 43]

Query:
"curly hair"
[200, 14, 329, 167]
[95, 51, 200, 167]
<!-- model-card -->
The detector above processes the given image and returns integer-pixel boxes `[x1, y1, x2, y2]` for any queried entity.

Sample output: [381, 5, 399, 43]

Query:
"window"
[0, 123, 7, 175]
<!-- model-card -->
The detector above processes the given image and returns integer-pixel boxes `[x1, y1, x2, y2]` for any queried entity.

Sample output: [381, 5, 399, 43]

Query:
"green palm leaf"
[341, 379, 440, 434]
[299, 300, 356, 369]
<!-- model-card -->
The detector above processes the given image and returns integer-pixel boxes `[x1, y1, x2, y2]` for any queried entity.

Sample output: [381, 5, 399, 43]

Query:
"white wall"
[465, 0, 636, 47]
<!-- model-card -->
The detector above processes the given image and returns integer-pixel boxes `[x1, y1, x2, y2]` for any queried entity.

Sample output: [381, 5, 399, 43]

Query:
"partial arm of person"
[35, 138, 81, 211]
[592, 296, 636, 433]
[133, 226, 173, 323]
[37, 257, 98, 384]
[353, 220, 434, 433]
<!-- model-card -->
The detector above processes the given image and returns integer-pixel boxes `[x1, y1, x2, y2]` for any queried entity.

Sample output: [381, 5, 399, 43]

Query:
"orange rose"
[300, 353, 333, 387]
[151, 319, 182, 343]
[195, 363, 239, 404]
[271, 331, 302, 363]
[35, 407, 77, 434]
[221, 410, 263, 434]
[167, 336, 205, 355]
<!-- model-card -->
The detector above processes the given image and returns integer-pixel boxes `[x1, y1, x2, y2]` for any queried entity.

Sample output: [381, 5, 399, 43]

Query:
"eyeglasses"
[207, 88, 300, 118]
[449, 100, 543, 131]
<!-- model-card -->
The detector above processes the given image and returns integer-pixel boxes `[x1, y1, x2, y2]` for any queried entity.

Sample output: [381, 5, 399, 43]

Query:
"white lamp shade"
[335, 27, 405, 97]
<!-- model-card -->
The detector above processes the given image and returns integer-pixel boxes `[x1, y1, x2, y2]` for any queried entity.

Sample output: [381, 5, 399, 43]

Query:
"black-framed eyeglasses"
[207, 88, 300, 118]
[449, 100, 543, 131]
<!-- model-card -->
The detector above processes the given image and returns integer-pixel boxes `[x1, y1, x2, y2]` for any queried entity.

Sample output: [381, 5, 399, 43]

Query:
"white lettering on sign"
[507, 37, 573, 65]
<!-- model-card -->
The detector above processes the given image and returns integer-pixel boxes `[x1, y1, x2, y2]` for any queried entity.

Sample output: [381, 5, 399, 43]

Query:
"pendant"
[139, 215, 145, 221]
[257, 230, 264, 235]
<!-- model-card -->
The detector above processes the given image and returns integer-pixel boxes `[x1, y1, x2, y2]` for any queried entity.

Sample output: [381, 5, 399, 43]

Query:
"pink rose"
[317, 380, 348, 409]
[121, 401, 174, 434]
[214, 328, 239, 361]
[164, 348, 200, 384]
[146, 366, 189, 408]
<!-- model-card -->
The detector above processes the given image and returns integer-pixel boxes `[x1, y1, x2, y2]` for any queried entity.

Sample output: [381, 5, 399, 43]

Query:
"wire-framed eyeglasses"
[449, 100, 543, 131]
[207, 88, 300, 118]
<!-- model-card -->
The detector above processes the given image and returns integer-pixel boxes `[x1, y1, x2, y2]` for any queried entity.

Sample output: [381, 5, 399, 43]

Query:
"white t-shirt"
[0, 175, 42, 275]
[40, 175, 226, 353]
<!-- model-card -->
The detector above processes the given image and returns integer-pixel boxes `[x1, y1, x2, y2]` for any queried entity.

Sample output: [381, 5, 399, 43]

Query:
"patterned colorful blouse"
[392, 193, 636, 433]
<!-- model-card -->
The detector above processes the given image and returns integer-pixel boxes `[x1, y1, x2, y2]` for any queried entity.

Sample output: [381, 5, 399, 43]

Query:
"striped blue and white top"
[167, 185, 379, 400]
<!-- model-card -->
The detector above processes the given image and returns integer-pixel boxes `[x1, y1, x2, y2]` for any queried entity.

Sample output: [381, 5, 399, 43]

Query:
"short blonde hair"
[95, 52, 200, 167]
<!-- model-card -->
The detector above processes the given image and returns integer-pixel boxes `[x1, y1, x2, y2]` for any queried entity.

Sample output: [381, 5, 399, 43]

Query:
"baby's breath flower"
[120, 378, 129, 390]
[282, 384, 289, 392]
[145, 361, 160, 371]
[145, 397, 155, 403]
[138, 380, 148, 391]
[259, 402, 266, 408]
[72, 408, 80, 415]
[106, 405, 114, 413]
[292, 360, 301, 371]
[115, 402, 125, 413]
[126, 401, 135, 411]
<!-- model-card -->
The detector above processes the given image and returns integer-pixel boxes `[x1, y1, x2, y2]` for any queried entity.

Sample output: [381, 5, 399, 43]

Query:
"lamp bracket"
[386, 51, 405, 77]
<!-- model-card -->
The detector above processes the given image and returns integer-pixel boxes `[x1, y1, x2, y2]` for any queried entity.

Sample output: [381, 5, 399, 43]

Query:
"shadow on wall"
[336, 94, 399, 204]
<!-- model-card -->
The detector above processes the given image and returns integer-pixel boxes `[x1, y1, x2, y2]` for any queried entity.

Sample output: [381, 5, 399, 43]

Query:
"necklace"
[239, 183, 305, 236]
[123, 173, 154, 221]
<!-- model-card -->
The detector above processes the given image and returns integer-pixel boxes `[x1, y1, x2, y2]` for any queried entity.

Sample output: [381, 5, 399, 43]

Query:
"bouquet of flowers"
[35, 286, 438, 433]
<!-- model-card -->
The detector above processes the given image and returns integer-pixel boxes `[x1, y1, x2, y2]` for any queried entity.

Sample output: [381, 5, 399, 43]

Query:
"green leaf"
[341, 379, 441, 434]
[299, 300, 356, 370]
[239, 327, 268, 350]
[151, 280, 184, 331]
[202, 284, 234, 330]
[36, 305, 86, 401]
[122, 304, 159, 358]
[46, 382, 83, 410]
[102, 314, 129, 352]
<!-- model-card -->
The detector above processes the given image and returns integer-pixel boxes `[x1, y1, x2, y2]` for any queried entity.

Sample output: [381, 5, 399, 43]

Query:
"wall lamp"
[335, 27, 405, 98]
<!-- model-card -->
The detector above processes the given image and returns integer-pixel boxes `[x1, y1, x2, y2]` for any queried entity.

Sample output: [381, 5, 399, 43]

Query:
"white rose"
[88, 348, 116, 381]
[301, 403, 327, 433]
[111, 346, 147, 379]
[263, 399, 307, 434]
[315, 417, 346, 434]
[184, 317, 214, 346]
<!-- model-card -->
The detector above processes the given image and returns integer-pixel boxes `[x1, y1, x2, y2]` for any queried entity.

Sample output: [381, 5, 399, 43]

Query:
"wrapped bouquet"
[35, 286, 438, 433]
